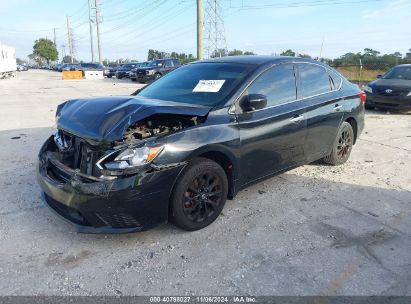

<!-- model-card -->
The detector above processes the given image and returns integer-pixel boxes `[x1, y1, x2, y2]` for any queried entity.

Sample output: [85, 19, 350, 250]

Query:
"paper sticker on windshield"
[193, 80, 226, 93]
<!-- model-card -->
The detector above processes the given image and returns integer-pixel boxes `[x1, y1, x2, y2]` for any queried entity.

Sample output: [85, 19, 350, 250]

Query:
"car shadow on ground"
[0, 126, 410, 295]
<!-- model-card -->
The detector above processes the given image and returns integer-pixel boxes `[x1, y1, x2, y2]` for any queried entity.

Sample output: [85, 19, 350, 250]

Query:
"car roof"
[198, 55, 321, 66]
[395, 64, 411, 67]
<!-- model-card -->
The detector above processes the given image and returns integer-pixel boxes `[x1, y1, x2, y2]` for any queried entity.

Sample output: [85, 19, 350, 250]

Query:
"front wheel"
[154, 73, 162, 80]
[323, 122, 354, 165]
[170, 158, 228, 231]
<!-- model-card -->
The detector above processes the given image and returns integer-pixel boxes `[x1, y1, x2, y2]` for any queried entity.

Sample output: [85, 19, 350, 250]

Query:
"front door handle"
[290, 114, 304, 123]
[333, 104, 343, 112]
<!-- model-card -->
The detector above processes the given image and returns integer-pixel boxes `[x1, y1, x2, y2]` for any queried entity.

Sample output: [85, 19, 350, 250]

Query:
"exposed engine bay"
[118, 114, 203, 145]
[48, 114, 203, 178]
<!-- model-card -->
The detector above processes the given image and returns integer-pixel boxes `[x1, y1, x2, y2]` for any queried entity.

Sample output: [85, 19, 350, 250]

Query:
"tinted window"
[164, 60, 173, 68]
[138, 63, 254, 106]
[173, 59, 180, 66]
[299, 64, 331, 97]
[247, 64, 297, 107]
[328, 68, 342, 90]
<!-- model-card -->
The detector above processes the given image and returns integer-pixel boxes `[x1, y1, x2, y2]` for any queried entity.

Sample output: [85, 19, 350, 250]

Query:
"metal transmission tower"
[203, 0, 227, 58]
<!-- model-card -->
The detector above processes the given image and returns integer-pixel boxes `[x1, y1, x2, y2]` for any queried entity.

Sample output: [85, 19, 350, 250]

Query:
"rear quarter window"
[328, 68, 342, 90]
[298, 63, 332, 97]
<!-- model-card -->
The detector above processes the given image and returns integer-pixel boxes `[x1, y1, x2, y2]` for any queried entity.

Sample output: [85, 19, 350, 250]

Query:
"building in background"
[0, 43, 17, 79]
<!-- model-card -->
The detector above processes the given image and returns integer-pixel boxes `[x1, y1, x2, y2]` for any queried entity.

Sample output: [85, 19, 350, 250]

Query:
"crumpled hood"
[56, 96, 211, 144]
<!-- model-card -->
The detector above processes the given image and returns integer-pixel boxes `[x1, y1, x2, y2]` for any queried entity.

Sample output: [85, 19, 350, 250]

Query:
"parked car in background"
[58, 64, 69, 72]
[62, 64, 79, 71]
[17, 64, 28, 71]
[115, 63, 140, 79]
[106, 65, 122, 78]
[135, 59, 181, 83]
[77, 63, 109, 77]
[364, 64, 411, 111]
[129, 61, 150, 81]
[37, 56, 365, 233]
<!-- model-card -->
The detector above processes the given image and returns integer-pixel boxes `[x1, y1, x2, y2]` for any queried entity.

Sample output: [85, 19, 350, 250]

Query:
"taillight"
[359, 91, 366, 104]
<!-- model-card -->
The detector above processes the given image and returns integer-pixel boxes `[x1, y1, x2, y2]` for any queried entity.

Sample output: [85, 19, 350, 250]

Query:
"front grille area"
[96, 212, 141, 228]
[53, 130, 105, 177]
[374, 88, 407, 96]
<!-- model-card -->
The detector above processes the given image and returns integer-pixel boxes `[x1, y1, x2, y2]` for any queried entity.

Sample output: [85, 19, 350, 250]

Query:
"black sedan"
[364, 64, 411, 111]
[37, 56, 365, 233]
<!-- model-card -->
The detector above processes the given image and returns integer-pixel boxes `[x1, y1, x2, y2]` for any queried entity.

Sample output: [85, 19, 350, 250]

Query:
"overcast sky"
[0, 0, 410, 62]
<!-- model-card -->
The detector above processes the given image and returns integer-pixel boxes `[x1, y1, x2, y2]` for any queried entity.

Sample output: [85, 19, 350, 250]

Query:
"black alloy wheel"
[171, 158, 228, 231]
[323, 122, 354, 165]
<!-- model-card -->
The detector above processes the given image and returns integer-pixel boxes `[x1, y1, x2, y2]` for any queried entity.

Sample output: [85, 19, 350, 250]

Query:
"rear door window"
[247, 63, 297, 107]
[298, 64, 332, 97]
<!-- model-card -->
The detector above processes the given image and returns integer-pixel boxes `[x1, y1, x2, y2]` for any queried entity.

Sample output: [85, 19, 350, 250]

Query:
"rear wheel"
[170, 158, 228, 231]
[323, 122, 354, 165]
[117, 76, 122, 79]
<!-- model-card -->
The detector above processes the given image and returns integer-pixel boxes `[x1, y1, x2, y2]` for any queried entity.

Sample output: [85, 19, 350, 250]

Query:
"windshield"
[120, 64, 135, 70]
[148, 60, 163, 67]
[382, 66, 411, 80]
[138, 62, 254, 106]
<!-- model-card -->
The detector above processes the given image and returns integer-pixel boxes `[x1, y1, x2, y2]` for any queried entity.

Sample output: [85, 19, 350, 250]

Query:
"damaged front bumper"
[37, 137, 186, 233]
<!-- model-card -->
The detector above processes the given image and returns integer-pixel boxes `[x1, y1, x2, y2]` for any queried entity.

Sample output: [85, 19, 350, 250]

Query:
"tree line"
[24, 37, 411, 71]
[280, 48, 411, 69]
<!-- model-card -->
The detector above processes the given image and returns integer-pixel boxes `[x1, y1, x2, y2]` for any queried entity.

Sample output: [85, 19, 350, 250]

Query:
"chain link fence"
[330, 62, 399, 87]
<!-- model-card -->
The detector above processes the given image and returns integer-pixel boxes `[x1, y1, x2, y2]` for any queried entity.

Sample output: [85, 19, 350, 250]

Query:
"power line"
[226, 0, 384, 10]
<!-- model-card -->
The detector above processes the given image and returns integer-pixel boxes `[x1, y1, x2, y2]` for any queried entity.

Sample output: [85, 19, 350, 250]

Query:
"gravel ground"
[0, 70, 410, 296]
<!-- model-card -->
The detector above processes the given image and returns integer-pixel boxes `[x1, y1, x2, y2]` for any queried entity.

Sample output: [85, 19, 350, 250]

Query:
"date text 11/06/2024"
[149, 296, 257, 303]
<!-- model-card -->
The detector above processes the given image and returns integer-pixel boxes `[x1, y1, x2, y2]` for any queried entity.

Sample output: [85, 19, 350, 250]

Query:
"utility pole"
[53, 28, 57, 46]
[95, 0, 102, 64]
[88, 0, 95, 62]
[197, 0, 203, 60]
[66, 16, 74, 64]
[61, 44, 66, 62]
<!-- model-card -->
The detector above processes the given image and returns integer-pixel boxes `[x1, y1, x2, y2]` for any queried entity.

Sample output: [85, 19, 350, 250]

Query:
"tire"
[107, 75, 112, 78]
[323, 122, 354, 165]
[117, 76, 122, 79]
[154, 73, 162, 80]
[131, 78, 137, 82]
[365, 104, 375, 110]
[170, 157, 228, 231]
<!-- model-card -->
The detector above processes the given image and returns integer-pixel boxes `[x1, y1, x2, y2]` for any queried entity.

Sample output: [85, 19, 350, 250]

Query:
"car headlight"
[97, 145, 164, 171]
[364, 85, 373, 93]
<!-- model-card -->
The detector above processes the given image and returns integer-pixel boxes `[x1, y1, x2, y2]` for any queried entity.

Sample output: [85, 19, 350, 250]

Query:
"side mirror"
[240, 94, 267, 112]
[376, 74, 382, 79]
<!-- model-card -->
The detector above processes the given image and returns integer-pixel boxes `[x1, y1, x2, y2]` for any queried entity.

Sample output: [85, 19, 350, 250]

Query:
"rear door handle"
[290, 114, 305, 123]
[333, 104, 343, 112]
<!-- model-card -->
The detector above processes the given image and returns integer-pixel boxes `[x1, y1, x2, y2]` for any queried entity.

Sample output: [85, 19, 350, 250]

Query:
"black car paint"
[365, 77, 411, 110]
[37, 56, 364, 232]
